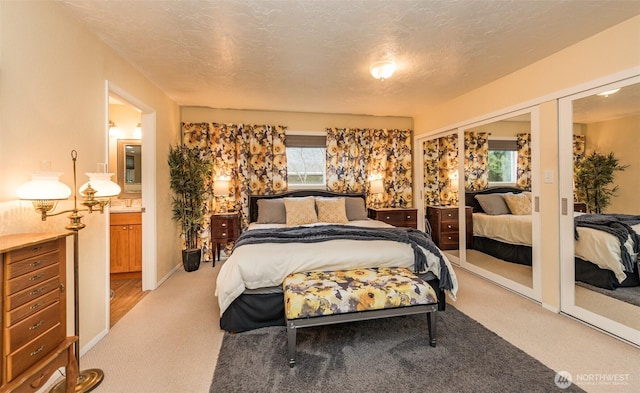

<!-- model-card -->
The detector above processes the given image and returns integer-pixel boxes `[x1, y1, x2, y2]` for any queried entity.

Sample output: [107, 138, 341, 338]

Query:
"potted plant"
[574, 151, 627, 214]
[168, 145, 211, 271]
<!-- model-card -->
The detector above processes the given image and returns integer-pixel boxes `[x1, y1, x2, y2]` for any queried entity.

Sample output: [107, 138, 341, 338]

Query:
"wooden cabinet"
[368, 208, 418, 229]
[0, 233, 77, 393]
[574, 202, 587, 213]
[211, 212, 240, 265]
[426, 206, 473, 250]
[110, 213, 142, 273]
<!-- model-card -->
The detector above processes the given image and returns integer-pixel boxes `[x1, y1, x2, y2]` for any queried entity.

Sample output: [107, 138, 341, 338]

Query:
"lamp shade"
[370, 178, 384, 194]
[17, 172, 72, 200]
[369, 60, 396, 81]
[213, 178, 230, 196]
[80, 172, 121, 198]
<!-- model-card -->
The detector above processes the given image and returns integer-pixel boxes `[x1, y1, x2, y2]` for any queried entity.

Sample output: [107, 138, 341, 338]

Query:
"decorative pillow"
[344, 197, 368, 221]
[283, 197, 318, 226]
[256, 199, 286, 224]
[521, 191, 532, 201]
[316, 198, 349, 224]
[474, 193, 511, 215]
[503, 193, 532, 215]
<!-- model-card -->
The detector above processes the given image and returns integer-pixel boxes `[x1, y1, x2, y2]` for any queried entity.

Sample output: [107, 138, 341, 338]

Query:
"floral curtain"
[326, 127, 412, 207]
[573, 134, 586, 201]
[423, 138, 440, 207]
[516, 133, 531, 189]
[463, 131, 489, 191]
[423, 134, 459, 207]
[181, 122, 288, 260]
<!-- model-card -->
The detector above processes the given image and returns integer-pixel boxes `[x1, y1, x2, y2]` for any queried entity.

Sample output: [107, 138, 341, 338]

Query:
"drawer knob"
[29, 287, 45, 296]
[122, 226, 128, 230]
[447, 225, 452, 229]
[447, 213, 452, 217]
[221, 223, 227, 227]
[30, 345, 46, 357]
[447, 236, 453, 240]
[29, 320, 44, 331]
[30, 260, 43, 267]
[29, 273, 44, 281]
[406, 215, 411, 219]
[386, 216, 391, 220]
[221, 232, 227, 237]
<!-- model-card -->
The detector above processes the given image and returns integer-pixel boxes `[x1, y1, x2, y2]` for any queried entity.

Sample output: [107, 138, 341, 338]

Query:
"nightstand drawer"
[368, 208, 418, 229]
[439, 233, 460, 248]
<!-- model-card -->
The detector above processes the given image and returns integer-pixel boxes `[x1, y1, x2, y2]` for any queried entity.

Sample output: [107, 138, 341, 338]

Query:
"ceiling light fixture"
[597, 88, 620, 97]
[369, 60, 396, 81]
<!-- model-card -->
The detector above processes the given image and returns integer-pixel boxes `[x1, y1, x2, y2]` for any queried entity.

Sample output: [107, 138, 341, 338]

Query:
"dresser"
[367, 208, 418, 229]
[211, 212, 241, 265]
[426, 206, 473, 250]
[0, 233, 77, 393]
[109, 213, 142, 274]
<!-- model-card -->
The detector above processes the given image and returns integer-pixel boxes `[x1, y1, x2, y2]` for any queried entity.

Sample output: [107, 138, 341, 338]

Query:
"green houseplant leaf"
[574, 151, 628, 214]
[168, 145, 212, 250]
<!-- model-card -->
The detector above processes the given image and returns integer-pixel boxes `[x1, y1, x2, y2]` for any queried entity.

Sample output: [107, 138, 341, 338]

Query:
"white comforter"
[215, 219, 458, 315]
[473, 212, 640, 283]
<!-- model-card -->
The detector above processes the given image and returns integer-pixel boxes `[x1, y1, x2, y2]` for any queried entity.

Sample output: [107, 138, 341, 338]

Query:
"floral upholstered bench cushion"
[283, 267, 438, 320]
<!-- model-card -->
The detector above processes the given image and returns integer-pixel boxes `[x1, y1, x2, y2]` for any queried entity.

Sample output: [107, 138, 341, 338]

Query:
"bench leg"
[287, 321, 297, 367]
[427, 311, 437, 347]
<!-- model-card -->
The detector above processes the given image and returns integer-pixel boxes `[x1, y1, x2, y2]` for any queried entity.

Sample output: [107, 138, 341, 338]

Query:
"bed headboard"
[465, 186, 527, 213]
[248, 190, 367, 223]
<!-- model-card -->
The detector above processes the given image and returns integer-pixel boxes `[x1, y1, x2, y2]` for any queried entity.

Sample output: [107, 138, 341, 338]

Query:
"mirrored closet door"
[459, 109, 541, 301]
[559, 76, 640, 346]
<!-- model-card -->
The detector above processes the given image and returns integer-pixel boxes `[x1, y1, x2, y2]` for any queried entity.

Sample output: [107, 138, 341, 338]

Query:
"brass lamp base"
[50, 368, 104, 393]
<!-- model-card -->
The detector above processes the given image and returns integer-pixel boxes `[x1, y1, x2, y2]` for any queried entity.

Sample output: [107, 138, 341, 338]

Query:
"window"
[488, 139, 517, 185]
[286, 134, 326, 187]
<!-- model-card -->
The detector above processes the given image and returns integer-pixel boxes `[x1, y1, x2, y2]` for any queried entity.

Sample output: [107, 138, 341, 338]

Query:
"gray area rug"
[576, 281, 640, 307]
[210, 306, 584, 392]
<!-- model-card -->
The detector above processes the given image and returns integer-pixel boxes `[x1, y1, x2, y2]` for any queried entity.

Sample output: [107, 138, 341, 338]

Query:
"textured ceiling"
[57, 0, 640, 118]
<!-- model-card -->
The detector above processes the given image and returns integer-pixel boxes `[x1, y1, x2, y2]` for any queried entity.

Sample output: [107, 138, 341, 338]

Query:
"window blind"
[488, 139, 517, 150]
[285, 135, 326, 147]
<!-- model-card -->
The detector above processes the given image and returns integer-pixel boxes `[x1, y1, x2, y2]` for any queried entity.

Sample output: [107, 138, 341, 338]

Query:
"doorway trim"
[106, 81, 158, 324]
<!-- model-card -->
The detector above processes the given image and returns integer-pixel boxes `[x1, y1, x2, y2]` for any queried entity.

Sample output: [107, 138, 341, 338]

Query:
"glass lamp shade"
[79, 172, 121, 198]
[17, 172, 72, 200]
[213, 179, 230, 196]
[369, 61, 396, 81]
[370, 178, 384, 194]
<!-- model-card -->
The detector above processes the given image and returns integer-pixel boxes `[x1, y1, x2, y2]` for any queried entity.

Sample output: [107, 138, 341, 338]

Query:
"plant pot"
[182, 249, 201, 272]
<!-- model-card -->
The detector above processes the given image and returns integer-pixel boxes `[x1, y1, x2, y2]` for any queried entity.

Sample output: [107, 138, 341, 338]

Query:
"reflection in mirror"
[462, 113, 534, 290]
[571, 81, 640, 333]
[117, 139, 142, 198]
[423, 132, 465, 262]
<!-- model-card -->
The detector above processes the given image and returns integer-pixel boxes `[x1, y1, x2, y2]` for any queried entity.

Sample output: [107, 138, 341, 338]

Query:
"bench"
[283, 267, 438, 367]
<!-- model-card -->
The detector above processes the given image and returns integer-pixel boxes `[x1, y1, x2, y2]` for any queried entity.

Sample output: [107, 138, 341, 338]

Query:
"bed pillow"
[316, 197, 349, 224]
[283, 196, 318, 226]
[344, 197, 368, 221]
[474, 193, 511, 215]
[503, 193, 532, 215]
[256, 199, 286, 224]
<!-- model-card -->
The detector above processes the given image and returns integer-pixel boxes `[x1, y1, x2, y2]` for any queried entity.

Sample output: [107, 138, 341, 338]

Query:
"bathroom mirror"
[117, 139, 142, 199]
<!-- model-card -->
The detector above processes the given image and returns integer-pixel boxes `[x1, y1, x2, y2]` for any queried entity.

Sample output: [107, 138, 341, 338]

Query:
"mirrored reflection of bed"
[465, 186, 640, 291]
[215, 190, 458, 333]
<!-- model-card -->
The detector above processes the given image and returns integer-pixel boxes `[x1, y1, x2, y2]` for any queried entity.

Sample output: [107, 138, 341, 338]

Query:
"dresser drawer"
[7, 289, 60, 326]
[6, 251, 58, 280]
[7, 277, 60, 312]
[7, 323, 64, 380]
[5, 240, 59, 264]
[439, 232, 460, 249]
[8, 302, 61, 352]
[440, 220, 460, 233]
[7, 264, 59, 296]
[438, 208, 459, 221]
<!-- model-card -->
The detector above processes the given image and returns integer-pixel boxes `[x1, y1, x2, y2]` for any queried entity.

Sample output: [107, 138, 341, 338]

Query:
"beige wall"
[0, 1, 180, 353]
[181, 106, 413, 132]
[413, 16, 640, 309]
[583, 114, 640, 214]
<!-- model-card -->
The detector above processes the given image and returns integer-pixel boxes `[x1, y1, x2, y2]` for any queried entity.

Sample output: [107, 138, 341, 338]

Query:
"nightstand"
[574, 202, 587, 213]
[426, 206, 473, 250]
[211, 212, 240, 266]
[368, 207, 418, 229]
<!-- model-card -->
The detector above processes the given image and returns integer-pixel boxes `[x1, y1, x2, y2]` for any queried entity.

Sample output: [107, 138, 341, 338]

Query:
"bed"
[465, 186, 640, 290]
[216, 189, 458, 333]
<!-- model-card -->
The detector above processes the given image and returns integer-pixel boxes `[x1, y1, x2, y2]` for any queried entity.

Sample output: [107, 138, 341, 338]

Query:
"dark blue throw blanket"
[574, 214, 640, 273]
[233, 225, 453, 291]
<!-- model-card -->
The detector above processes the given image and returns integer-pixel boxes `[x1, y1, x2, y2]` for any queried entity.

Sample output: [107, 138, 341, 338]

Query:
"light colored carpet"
[63, 260, 639, 393]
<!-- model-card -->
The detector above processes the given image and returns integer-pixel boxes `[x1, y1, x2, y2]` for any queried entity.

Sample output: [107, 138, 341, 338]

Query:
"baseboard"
[542, 303, 560, 313]
[157, 263, 181, 287]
